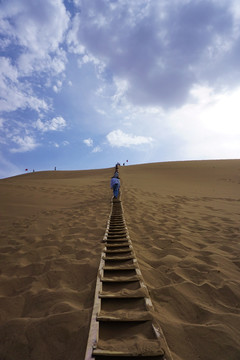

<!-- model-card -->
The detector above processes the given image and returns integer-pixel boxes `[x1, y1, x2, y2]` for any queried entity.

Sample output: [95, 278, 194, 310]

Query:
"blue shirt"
[110, 177, 120, 188]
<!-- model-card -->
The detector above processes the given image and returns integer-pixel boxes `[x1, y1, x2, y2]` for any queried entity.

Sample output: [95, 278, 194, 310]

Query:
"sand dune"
[0, 161, 240, 360]
[120, 160, 240, 360]
[0, 168, 113, 360]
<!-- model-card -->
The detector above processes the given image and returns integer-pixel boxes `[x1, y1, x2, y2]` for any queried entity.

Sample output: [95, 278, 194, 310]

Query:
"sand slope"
[121, 160, 240, 360]
[0, 161, 240, 360]
[0, 169, 112, 360]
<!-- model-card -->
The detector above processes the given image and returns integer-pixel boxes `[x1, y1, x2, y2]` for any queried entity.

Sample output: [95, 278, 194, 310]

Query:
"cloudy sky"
[1, 0, 240, 178]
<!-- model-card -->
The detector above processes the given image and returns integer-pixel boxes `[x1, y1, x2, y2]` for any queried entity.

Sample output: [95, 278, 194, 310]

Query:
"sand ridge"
[0, 168, 112, 360]
[0, 160, 240, 360]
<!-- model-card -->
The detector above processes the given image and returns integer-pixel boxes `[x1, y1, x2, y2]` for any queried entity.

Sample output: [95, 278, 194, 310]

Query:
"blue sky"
[1, 0, 240, 178]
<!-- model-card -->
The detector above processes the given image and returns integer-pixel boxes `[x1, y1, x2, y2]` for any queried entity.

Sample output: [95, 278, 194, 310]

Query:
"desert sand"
[0, 160, 240, 360]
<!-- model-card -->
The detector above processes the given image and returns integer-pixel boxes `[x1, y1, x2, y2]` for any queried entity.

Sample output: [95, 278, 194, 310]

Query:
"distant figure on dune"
[110, 173, 120, 199]
[114, 163, 120, 178]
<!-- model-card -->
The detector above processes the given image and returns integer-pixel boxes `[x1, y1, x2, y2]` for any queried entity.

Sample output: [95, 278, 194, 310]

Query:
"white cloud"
[65, 0, 240, 109]
[112, 77, 129, 107]
[17, 48, 67, 76]
[48, 140, 69, 148]
[0, 57, 48, 113]
[92, 145, 102, 153]
[0, 0, 70, 75]
[53, 85, 59, 93]
[67, 14, 85, 55]
[96, 108, 106, 115]
[83, 139, 101, 152]
[73, 0, 81, 7]
[0, 37, 11, 50]
[0, 57, 18, 82]
[166, 85, 240, 159]
[53, 80, 62, 93]
[83, 138, 93, 146]
[35, 116, 66, 132]
[10, 135, 39, 153]
[107, 129, 153, 148]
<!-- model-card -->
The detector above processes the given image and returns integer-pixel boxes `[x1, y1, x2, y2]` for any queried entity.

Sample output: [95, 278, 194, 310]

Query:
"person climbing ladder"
[110, 173, 120, 199]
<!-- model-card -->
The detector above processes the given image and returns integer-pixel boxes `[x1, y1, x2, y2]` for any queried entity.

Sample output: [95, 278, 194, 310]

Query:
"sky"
[1, 0, 240, 178]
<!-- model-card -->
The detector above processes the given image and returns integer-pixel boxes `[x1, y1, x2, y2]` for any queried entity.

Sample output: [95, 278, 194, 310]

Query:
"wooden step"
[97, 310, 152, 322]
[108, 228, 126, 232]
[108, 225, 126, 229]
[109, 222, 124, 225]
[104, 248, 132, 253]
[104, 238, 129, 243]
[102, 255, 134, 261]
[101, 275, 139, 282]
[107, 234, 126, 239]
[93, 339, 165, 357]
[103, 263, 136, 271]
[103, 251, 133, 257]
[99, 288, 147, 298]
[106, 242, 130, 248]
[107, 232, 127, 236]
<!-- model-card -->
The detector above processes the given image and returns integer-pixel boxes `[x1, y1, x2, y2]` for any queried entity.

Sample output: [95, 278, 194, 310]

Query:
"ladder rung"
[99, 291, 146, 299]
[104, 248, 131, 253]
[103, 265, 136, 270]
[93, 339, 165, 357]
[101, 275, 139, 282]
[97, 310, 152, 322]
[102, 255, 134, 260]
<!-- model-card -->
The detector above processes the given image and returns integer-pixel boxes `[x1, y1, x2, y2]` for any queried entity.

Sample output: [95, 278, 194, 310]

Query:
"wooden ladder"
[84, 198, 172, 360]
